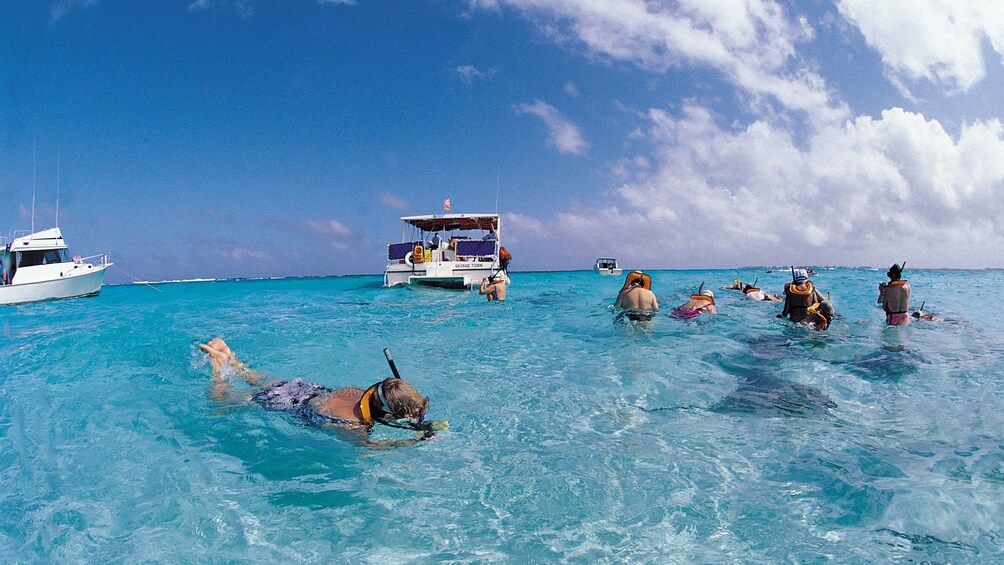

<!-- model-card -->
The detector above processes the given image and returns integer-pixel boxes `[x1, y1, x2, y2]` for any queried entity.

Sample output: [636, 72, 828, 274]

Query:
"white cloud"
[379, 192, 410, 211]
[503, 212, 546, 238]
[837, 0, 1004, 95]
[305, 219, 352, 236]
[49, 0, 99, 24]
[188, 0, 216, 11]
[514, 100, 589, 156]
[474, 0, 847, 126]
[456, 64, 496, 84]
[227, 247, 268, 261]
[564, 81, 581, 98]
[187, 0, 254, 18]
[507, 103, 1004, 269]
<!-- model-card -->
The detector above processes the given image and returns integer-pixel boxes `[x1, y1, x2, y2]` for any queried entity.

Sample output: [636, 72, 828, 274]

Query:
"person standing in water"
[883, 263, 911, 326]
[480, 272, 507, 301]
[614, 271, 659, 320]
[778, 269, 825, 323]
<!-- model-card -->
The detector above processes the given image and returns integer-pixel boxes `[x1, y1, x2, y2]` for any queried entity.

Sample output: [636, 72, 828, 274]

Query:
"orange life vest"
[358, 384, 378, 426]
[621, 271, 652, 291]
[786, 282, 815, 315]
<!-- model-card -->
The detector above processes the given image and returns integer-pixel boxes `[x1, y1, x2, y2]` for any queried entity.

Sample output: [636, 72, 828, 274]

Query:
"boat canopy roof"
[9, 227, 67, 251]
[400, 214, 498, 232]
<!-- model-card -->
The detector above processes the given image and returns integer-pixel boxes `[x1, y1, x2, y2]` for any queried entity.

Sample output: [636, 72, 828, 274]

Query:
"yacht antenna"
[31, 140, 36, 234]
[56, 144, 60, 228]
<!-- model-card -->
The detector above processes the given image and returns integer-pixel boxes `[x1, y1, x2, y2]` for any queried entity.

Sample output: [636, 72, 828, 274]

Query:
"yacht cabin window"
[16, 249, 71, 267]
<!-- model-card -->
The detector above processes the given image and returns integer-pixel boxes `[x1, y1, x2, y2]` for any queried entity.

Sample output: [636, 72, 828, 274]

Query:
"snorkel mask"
[375, 381, 427, 428]
[381, 349, 436, 438]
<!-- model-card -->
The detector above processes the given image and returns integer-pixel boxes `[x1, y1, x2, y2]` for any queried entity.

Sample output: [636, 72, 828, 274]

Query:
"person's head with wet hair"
[376, 377, 430, 421]
[887, 263, 903, 281]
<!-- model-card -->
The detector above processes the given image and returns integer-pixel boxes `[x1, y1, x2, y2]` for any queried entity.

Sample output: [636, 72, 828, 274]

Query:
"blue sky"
[3, 1, 1004, 281]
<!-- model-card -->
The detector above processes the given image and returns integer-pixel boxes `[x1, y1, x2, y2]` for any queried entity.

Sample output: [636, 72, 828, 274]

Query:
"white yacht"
[1, 227, 111, 305]
[594, 257, 622, 276]
[384, 213, 509, 289]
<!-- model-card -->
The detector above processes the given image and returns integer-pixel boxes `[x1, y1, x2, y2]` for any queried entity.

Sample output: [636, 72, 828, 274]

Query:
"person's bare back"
[616, 286, 659, 310]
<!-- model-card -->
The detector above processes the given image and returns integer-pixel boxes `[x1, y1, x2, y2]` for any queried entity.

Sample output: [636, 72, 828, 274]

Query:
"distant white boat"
[1, 227, 111, 305]
[384, 213, 509, 289]
[594, 257, 622, 276]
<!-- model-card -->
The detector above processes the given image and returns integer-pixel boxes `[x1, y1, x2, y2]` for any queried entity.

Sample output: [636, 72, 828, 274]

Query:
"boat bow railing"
[75, 253, 111, 267]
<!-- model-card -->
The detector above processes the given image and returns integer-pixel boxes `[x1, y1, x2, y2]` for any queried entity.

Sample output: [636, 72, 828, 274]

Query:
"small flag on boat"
[444, 198, 451, 211]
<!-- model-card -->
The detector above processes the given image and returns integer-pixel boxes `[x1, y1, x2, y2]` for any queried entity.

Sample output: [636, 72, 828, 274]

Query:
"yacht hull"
[0, 264, 109, 305]
[384, 262, 497, 289]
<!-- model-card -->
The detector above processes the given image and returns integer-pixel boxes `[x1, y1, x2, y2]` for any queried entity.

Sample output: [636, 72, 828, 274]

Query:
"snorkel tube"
[382, 348, 444, 439]
[383, 348, 402, 379]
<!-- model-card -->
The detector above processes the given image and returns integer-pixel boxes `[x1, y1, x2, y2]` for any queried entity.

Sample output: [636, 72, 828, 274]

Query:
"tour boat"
[1, 227, 111, 305]
[594, 257, 622, 276]
[384, 213, 509, 289]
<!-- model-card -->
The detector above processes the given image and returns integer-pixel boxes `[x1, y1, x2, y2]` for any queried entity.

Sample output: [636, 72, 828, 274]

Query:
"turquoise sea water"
[2, 269, 1003, 563]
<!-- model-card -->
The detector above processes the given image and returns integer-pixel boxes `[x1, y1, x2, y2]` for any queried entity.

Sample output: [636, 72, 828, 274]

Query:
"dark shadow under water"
[710, 372, 837, 416]
[835, 346, 930, 382]
[699, 351, 838, 416]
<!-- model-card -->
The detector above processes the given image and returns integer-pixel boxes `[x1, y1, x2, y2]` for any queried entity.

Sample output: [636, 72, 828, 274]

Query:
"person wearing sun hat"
[779, 268, 825, 323]
[615, 271, 659, 318]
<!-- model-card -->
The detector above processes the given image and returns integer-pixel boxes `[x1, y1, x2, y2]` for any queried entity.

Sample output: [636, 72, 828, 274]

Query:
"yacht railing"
[76, 253, 110, 266]
[2, 231, 34, 247]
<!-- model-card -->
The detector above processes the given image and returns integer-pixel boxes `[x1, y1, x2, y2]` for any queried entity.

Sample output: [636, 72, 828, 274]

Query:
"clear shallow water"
[2, 269, 1003, 563]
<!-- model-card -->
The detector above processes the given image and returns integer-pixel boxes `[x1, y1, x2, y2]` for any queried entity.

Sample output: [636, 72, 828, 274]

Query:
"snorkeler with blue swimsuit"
[200, 338, 445, 440]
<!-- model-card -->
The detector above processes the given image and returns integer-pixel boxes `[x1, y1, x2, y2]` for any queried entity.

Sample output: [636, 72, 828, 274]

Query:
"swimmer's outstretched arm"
[321, 423, 431, 449]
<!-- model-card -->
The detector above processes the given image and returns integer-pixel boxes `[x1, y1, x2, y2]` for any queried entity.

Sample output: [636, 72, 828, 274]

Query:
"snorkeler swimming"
[671, 285, 716, 319]
[200, 338, 446, 439]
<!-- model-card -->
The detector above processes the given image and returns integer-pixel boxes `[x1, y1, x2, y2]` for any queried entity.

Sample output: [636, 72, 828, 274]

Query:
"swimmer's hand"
[416, 420, 448, 440]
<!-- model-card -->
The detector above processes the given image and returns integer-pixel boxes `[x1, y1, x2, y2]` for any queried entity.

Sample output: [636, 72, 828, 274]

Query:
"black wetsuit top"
[785, 284, 815, 323]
